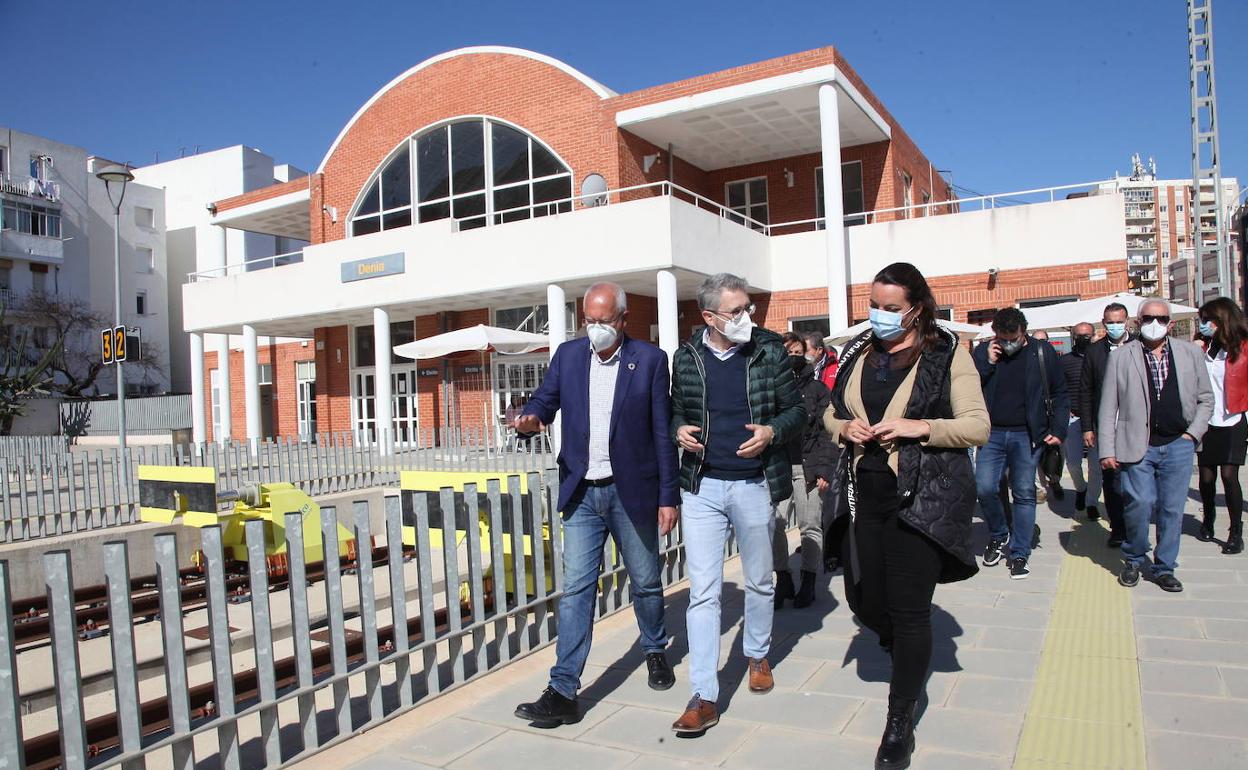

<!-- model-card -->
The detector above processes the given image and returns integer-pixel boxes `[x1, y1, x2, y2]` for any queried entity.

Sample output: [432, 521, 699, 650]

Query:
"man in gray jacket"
[1099, 299, 1214, 592]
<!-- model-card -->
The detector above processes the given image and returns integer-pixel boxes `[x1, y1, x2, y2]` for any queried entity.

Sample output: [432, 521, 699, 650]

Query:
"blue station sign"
[341, 252, 405, 283]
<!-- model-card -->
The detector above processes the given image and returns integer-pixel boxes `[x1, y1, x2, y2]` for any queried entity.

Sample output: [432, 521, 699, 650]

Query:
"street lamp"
[96, 163, 134, 460]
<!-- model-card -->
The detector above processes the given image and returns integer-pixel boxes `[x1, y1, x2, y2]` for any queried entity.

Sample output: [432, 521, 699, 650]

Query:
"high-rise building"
[1095, 154, 1239, 303]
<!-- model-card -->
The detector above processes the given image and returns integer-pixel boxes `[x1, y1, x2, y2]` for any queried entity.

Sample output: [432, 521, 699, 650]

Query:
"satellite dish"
[580, 173, 608, 207]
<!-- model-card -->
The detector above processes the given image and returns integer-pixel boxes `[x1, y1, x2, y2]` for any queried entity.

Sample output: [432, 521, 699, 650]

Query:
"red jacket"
[816, 350, 838, 390]
[1224, 341, 1248, 415]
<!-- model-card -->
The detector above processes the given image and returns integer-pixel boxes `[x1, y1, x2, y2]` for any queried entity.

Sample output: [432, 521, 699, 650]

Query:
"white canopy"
[1008, 292, 1199, 333]
[825, 318, 990, 347]
[392, 324, 549, 359]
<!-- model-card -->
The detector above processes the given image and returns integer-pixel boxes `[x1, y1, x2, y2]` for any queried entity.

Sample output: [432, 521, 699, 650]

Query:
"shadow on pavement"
[1058, 517, 1121, 577]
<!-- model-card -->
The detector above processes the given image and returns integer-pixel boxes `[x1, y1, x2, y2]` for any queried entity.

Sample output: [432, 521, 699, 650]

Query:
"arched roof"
[316, 46, 616, 173]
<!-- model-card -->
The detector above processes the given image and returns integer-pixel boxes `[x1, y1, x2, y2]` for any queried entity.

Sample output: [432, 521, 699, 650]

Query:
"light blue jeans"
[1119, 437, 1196, 576]
[682, 475, 775, 702]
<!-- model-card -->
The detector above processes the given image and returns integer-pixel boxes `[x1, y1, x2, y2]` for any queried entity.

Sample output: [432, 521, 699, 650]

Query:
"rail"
[186, 250, 305, 282]
[0, 172, 61, 202]
[0, 461, 803, 769]
[0, 428, 557, 543]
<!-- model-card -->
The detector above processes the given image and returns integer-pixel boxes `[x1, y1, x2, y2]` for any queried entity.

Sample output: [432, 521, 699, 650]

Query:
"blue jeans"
[975, 428, 1042, 560]
[549, 483, 666, 699]
[682, 476, 775, 702]
[1119, 437, 1196, 576]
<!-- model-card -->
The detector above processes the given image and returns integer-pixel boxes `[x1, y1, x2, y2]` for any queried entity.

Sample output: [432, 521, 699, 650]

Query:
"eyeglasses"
[1140, 314, 1171, 325]
[584, 314, 623, 326]
[709, 303, 755, 322]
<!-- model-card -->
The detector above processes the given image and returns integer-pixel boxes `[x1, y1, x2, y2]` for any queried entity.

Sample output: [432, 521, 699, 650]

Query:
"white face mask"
[1140, 320, 1169, 342]
[720, 311, 754, 344]
[586, 323, 619, 352]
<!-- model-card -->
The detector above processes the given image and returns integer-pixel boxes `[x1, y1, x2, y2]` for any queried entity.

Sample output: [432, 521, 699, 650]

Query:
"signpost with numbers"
[101, 325, 127, 364]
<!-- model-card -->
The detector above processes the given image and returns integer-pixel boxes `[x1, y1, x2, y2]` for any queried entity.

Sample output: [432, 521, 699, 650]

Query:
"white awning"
[1014, 293, 1198, 332]
[393, 324, 549, 359]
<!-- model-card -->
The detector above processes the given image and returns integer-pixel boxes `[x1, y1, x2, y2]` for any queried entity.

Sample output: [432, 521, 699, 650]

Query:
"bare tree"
[14, 292, 164, 397]
[0, 304, 61, 434]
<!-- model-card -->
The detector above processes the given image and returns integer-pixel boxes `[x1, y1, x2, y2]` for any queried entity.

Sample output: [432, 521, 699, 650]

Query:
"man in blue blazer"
[512, 282, 681, 727]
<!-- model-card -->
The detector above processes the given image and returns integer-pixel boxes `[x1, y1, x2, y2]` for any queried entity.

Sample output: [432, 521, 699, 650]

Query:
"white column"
[208, 224, 228, 276]
[243, 324, 261, 447]
[373, 308, 393, 455]
[546, 284, 567, 358]
[819, 82, 849, 330]
[216, 334, 232, 444]
[190, 333, 206, 446]
[657, 270, 679, 363]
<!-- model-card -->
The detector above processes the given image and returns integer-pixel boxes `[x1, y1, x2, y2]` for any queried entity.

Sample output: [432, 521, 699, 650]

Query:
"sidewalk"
[294, 478, 1248, 770]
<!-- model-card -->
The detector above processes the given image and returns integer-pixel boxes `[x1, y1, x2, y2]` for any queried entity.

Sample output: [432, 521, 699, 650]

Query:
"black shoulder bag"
[1037, 343, 1064, 485]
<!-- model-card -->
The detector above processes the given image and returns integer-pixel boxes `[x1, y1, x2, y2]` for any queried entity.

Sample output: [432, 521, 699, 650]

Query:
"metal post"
[112, 205, 128, 466]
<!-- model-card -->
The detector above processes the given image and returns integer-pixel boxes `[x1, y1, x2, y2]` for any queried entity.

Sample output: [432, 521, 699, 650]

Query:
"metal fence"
[0, 435, 70, 466]
[0, 429, 556, 543]
[59, 395, 193, 437]
[0, 463, 779, 770]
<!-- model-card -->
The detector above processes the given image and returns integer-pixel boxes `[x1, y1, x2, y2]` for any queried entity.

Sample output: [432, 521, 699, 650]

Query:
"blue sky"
[11, 0, 1246, 199]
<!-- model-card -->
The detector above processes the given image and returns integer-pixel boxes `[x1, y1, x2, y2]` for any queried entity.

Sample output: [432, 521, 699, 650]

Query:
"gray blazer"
[1098, 338, 1214, 464]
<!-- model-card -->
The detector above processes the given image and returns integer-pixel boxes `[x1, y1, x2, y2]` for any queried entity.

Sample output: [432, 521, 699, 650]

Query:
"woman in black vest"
[823, 262, 989, 769]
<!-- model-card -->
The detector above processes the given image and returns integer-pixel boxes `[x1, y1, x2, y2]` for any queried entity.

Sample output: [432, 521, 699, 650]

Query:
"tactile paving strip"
[1013, 519, 1148, 769]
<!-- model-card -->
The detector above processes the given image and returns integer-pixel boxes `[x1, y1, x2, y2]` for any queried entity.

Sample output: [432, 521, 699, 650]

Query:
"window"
[210, 369, 222, 441]
[901, 171, 913, 218]
[135, 291, 147, 316]
[1160, 203, 1168, 213]
[921, 191, 931, 216]
[258, 363, 273, 386]
[816, 162, 866, 227]
[1162, 250, 1171, 260]
[789, 316, 831, 339]
[967, 308, 997, 326]
[1018, 296, 1076, 309]
[350, 117, 572, 236]
[1176, 203, 1185, 213]
[936, 305, 953, 321]
[29, 154, 51, 181]
[0, 266, 10, 291]
[30, 265, 47, 295]
[296, 360, 317, 437]
[2, 201, 60, 237]
[137, 246, 154, 273]
[0, 147, 7, 176]
[135, 207, 155, 229]
[353, 320, 415, 367]
[495, 302, 575, 337]
[725, 177, 769, 230]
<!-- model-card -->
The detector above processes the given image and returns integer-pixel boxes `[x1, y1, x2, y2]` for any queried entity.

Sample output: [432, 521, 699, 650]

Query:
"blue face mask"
[1105, 322, 1127, 341]
[1199, 321, 1216, 338]
[869, 306, 912, 341]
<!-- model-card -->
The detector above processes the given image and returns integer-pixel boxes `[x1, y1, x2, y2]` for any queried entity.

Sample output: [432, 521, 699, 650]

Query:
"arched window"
[350, 118, 573, 237]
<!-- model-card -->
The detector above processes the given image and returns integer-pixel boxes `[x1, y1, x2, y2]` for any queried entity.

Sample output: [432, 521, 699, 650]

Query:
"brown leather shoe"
[671, 695, 719, 735]
[748, 657, 774, 693]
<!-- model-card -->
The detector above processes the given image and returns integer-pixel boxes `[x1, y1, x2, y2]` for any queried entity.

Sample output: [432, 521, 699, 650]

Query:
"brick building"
[181, 45, 1127, 446]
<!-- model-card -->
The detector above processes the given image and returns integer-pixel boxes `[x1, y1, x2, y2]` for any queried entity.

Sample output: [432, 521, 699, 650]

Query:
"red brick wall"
[214, 177, 310, 213]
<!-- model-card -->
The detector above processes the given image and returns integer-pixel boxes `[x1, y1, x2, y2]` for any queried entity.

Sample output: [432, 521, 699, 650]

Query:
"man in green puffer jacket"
[669, 272, 806, 736]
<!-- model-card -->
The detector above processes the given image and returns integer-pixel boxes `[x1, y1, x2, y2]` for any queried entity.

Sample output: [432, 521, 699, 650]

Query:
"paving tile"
[1138, 661, 1226, 697]
[718, 690, 862, 734]
[1137, 636, 1244, 665]
[844, 701, 1021, 757]
[1128, 615, 1205, 640]
[1218, 666, 1248, 699]
[447, 729, 635, 770]
[721, 726, 876, 769]
[458, 680, 625, 740]
[346, 756, 440, 770]
[977, 626, 1045, 653]
[1202, 617, 1248, 642]
[1142, 694, 1248, 738]
[950, 648, 1043, 680]
[390, 717, 505, 766]
[622, 756, 719, 770]
[578, 705, 754, 764]
[946, 675, 1034, 714]
[1133, 597, 1248, 621]
[1147, 729, 1248, 770]
[913, 748, 1013, 769]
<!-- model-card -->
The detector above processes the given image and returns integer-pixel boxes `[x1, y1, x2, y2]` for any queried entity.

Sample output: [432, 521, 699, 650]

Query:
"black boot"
[1224, 523, 1244, 555]
[875, 696, 916, 769]
[793, 570, 817, 608]
[774, 570, 796, 609]
[1199, 512, 1215, 542]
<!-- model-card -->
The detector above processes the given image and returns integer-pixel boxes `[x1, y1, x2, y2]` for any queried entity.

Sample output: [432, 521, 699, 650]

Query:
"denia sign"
[340, 252, 405, 283]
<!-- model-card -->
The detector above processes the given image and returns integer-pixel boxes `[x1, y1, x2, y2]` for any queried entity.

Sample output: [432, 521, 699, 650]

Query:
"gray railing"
[60, 395, 193, 437]
[0, 435, 70, 466]
[0, 429, 557, 543]
[0, 459, 793, 769]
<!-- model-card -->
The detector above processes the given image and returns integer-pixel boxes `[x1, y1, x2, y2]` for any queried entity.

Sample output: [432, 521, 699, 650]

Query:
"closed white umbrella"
[825, 318, 991, 347]
[392, 324, 549, 359]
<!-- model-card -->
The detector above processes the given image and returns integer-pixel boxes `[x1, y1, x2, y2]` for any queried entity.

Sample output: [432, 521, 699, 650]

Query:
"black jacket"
[972, 336, 1070, 446]
[827, 329, 980, 583]
[785, 361, 839, 490]
[1059, 352, 1086, 419]
[1079, 337, 1118, 432]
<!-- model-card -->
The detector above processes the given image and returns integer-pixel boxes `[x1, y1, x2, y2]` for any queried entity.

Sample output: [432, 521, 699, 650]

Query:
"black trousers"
[841, 467, 943, 703]
[1102, 465, 1126, 539]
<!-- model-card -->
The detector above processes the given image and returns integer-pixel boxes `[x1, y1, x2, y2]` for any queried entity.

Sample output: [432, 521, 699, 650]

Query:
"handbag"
[1036, 343, 1064, 485]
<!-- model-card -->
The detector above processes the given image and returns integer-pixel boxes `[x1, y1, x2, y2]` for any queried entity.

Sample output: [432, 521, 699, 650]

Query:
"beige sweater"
[824, 344, 990, 474]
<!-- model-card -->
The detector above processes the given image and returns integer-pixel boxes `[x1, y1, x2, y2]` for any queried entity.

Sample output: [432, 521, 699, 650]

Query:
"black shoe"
[793, 570, 817, 608]
[1032, 524, 1042, 550]
[983, 535, 1009, 567]
[1086, 505, 1100, 521]
[1224, 525, 1244, 555]
[1107, 535, 1124, 548]
[1118, 562, 1141, 588]
[774, 570, 796, 610]
[1199, 514, 1215, 542]
[514, 686, 580, 727]
[1155, 573, 1184, 593]
[1075, 490, 1086, 511]
[874, 696, 916, 769]
[1009, 557, 1030, 580]
[646, 652, 675, 691]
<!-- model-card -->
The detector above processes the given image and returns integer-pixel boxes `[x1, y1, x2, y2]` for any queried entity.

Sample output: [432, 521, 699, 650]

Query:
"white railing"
[0, 172, 60, 202]
[187, 250, 304, 282]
